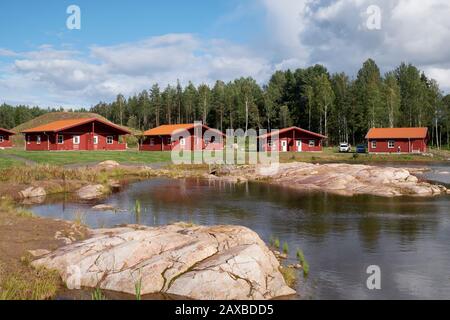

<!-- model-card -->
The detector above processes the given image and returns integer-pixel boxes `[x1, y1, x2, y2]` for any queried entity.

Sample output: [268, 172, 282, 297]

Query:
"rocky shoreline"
[14, 161, 450, 203]
[32, 223, 295, 300]
[209, 162, 450, 197]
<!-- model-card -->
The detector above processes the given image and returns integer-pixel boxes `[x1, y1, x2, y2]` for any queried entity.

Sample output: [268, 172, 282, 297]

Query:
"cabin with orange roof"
[140, 123, 224, 151]
[259, 127, 327, 152]
[365, 127, 429, 153]
[21, 118, 131, 151]
[0, 128, 15, 148]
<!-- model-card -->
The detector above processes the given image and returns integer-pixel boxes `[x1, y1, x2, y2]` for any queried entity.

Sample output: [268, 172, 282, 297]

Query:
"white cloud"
[0, 34, 273, 107]
[1, 0, 450, 107]
[259, 0, 450, 91]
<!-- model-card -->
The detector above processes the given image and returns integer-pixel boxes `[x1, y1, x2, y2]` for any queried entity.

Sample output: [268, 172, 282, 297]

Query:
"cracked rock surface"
[32, 223, 295, 300]
[220, 163, 448, 197]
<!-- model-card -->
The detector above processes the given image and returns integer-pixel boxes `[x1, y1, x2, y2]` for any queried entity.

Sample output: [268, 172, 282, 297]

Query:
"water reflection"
[29, 177, 450, 299]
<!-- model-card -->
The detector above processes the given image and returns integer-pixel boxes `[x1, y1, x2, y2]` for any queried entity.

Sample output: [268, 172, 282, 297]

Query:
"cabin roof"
[143, 123, 224, 136]
[21, 118, 131, 134]
[365, 127, 428, 139]
[0, 128, 15, 135]
[259, 126, 327, 139]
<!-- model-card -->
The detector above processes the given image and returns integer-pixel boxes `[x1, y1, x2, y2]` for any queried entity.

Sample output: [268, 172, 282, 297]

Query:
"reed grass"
[91, 287, 106, 300]
[296, 249, 310, 276]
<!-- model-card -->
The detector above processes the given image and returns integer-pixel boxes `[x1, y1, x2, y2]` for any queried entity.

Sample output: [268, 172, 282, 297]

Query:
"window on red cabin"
[371, 141, 377, 149]
[0, 136, 3, 143]
[107, 136, 114, 144]
[36, 135, 41, 144]
[388, 140, 395, 148]
[309, 140, 315, 147]
[57, 135, 64, 144]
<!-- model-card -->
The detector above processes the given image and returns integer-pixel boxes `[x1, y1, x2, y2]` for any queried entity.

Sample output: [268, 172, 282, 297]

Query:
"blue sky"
[0, 1, 262, 50]
[1, 0, 450, 108]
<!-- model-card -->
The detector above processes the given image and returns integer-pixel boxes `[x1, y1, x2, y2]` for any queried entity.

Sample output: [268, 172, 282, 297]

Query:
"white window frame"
[106, 136, 114, 144]
[73, 135, 80, 145]
[27, 135, 31, 144]
[149, 138, 155, 146]
[371, 140, 377, 149]
[388, 140, 395, 149]
[309, 140, 315, 147]
[0, 135, 3, 143]
[57, 134, 64, 144]
[179, 137, 186, 146]
[36, 135, 41, 144]
[93, 135, 98, 145]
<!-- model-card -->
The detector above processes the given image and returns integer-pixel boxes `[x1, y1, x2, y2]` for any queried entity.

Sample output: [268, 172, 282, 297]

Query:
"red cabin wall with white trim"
[140, 127, 224, 151]
[368, 138, 427, 153]
[0, 133, 13, 148]
[262, 130, 324, 152]
[24, 122, 127, 151]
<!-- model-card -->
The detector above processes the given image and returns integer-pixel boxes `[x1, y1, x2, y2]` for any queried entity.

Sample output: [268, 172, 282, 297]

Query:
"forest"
[1, 59, 450, 147]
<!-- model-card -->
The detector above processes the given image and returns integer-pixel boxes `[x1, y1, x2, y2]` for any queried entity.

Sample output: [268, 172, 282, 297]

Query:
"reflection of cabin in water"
[259, 127, 327, 152]
[21, 118, 130, 151]
[139, 123, 224, 151]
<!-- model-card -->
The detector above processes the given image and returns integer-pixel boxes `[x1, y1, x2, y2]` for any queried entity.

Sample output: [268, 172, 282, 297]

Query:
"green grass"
[135, 279, 142, 301]
[282, 242, 289, 254]
[91, 287, 106, 300]
[296, 249, 310, 276]
[1, 149, 172, 166]
[279, 147, 448, 163]
[0, 156, 25, 169]
[1, 145, 447, 170]
[0, 266, 60, 300]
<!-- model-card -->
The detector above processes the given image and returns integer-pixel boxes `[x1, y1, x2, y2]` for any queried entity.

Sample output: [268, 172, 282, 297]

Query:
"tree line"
[1, 59, 450, 148]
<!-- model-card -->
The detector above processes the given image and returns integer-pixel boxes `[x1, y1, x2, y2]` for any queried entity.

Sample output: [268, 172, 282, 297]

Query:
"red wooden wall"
[24, 122, 127, 151]
[368, 138, 427, 153]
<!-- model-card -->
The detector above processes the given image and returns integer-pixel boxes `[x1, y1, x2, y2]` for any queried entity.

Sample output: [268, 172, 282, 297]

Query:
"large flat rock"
[32, 224, 295, 300]
[220, 163, 448, 197]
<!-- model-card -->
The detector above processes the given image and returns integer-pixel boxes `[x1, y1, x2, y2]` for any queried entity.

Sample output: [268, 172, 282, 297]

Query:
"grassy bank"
[1, 149, 171, 167]
[0, 198, 87, 300]
[1, 147, 449, 170]
[279, 147, 450, 163]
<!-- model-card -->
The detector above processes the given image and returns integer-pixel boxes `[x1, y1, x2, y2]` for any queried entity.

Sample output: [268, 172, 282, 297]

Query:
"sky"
[1, 0, 450, 108]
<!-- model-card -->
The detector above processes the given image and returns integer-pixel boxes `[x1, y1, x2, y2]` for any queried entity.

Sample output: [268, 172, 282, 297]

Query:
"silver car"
[339, 143, 351, 153]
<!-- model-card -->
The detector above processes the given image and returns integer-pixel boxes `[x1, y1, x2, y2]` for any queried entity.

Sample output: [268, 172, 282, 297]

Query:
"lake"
[29, 165, 450, 300]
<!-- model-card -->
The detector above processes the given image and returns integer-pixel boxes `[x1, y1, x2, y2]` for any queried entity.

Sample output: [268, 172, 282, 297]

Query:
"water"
[30, 173, 450, 300]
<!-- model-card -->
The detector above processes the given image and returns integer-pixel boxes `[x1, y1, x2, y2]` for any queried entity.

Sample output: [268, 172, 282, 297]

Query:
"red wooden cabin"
[366, 127, 429, 153]
[21, 118, 131, 151]
[0, 128, 15, 148]
[259, 127, 327, 152]
[140, 123, 224, 151]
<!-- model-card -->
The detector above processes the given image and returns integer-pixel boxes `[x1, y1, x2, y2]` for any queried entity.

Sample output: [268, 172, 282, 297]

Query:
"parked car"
[339, 143, 351, 153]
[356, 145, 366, 153]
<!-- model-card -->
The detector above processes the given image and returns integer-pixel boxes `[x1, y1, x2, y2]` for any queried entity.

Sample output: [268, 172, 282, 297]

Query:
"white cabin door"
[281, 140, 288, 152]
[296, 140, 302, 152]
